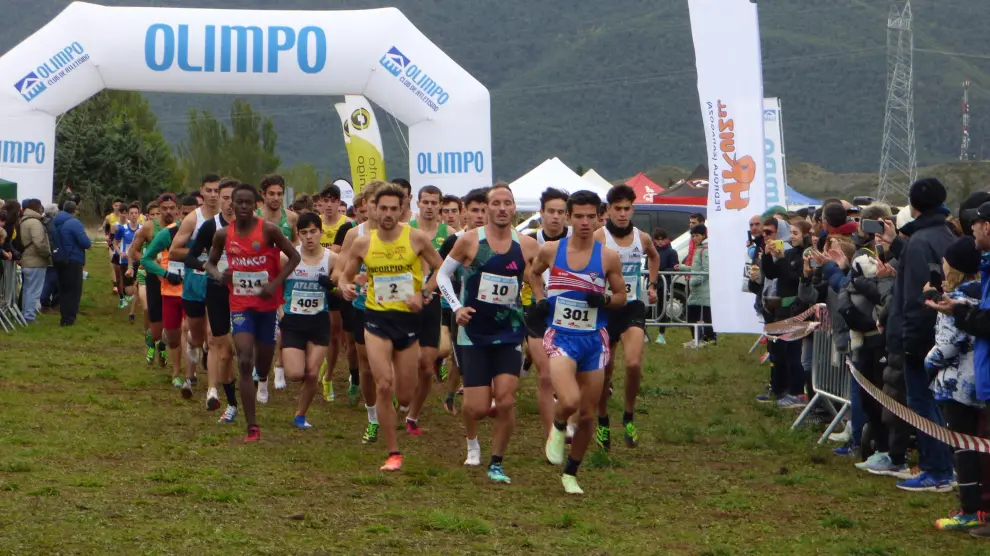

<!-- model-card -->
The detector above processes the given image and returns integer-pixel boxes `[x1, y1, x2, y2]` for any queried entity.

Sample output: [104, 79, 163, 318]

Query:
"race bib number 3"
[553, 297, 597, 331]
[166, 260, 185, 277]
[290, 289, 325, 315]
[233, 270, 268, 296]
[478, 272, 519, 306]
[374, 273, 414, 303]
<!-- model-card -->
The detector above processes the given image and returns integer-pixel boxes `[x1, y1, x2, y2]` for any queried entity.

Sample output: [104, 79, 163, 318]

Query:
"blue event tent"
[785, 185, 820, 208]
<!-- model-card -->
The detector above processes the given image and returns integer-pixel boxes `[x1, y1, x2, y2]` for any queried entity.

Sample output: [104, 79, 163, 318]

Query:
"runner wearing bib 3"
[432, 184, 539, 484]
[280, 212, 336, 430]
[206, 183, 301, 444]
[338, 183, 444, 472]
[593, 184, 660, 451]
[526, 190, 626, 496]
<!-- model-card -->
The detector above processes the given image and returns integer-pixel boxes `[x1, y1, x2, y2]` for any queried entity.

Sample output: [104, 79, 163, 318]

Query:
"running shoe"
[186, 342, 201, 365]
[625, 422, 639, 448]
[171, 376, 184, 388]
[293, 415, 313, 430]
[465, 448, 481, 466]
[244, 425, 261, 443]
[438, 361, 449, 382]
[124, 295, 133, 305]
[855, 451, 890, 472]
[218, 405, 238, 424]
[362, 422, 379, 444]
[274, 367, 287, 390]
[755, 393, 774, 403]
[146, 346, 155, 364]
[829, 428, 852, 443]
[118, 298, 127, 309]
[181, 379, 193, 400]
[654, 334, 666, 345]
[561, 474, 583, 495]
[487, 463, 511, 484]
[206, 388, 221, 411]
[324, 378, 335, 402]
[158, 348, 168, 368]
[595, 425, 611, 452]
[189, 375, 198, 387]
[380, 454, 403, 471]
[776, 395, 808, 409]
[867, 462, 914, 480]
[896, 472, 954, 493]
[443, 395, 456, 415]
[347, 383, 360, 406]
[833, 444, 857, 457]
[256, 381, 269, 404]
[252, 368, 260, 383]
[545, 427, 566, 465]
[405, 419, 422, 436]
[936, 510, 986, 531]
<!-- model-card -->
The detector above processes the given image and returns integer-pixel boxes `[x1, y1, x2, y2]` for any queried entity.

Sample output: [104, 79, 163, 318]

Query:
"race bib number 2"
[233, 271, 268, 296]
[374, 273, 414, 303]
[478, 273, 519, 306]
[552, 297, 597, 331]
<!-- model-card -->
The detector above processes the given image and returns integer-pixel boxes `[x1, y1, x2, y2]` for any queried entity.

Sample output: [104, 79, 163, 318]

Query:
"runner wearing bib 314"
[527, 190, 626, 496]
[338, 184, 444, 472]
[206, 183, 301, 444]
[593, 184, 660, 452]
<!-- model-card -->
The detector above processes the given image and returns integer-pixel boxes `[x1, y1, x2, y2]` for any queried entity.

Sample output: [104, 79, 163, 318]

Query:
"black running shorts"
[340, 302, 354, 335]
[524, 305, 547, 339]
[364, 310, 419, 351]
[280, 314, 331, 349]
[182, 298, 207, 319]
[146, 274, 163, 324]
[206, 284, 231, 336]
[350, 308, 366, 345]
[605, 301, 647, 343]
[417, 295, 442, 349]
[460, 344, 523, 388]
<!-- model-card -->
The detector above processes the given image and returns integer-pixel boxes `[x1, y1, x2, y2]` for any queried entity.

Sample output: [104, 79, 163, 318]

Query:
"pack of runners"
[112, 175, 662, 494]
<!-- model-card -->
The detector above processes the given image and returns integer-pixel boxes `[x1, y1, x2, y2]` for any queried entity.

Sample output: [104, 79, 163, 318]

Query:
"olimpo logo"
[14, 42, 90, 103]
[417, 151, 483, 176]
[1, 140, 46, 165]
[379, 46, 450, 112]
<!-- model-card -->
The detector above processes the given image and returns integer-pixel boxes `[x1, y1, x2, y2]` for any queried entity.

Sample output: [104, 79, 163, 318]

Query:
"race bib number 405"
[233, 271, 268, 296]
[552, 297, 597, 331]
[374, 273, 414, 303]
[290, 289, 325, 315]
[478, 272, 519, 306]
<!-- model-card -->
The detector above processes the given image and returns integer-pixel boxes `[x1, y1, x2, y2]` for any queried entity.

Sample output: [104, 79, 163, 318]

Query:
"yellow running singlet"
[364, 225, 423, 313]
[320, 215, 348, 248]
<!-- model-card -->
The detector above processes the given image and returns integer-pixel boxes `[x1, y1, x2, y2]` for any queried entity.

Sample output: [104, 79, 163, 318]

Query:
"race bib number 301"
[478, 272, 519, 306]
[374, 273, 414, 303]
[290, 289, 325, 315]
[552, 297, 597, 331]
[233, 270, 268, 296]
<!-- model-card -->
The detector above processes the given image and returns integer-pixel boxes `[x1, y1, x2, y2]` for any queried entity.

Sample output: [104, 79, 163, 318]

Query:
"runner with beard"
[184, 178, 239, 418]
[522, 188, 571, 435]
[593, 185, 659, 450]
[129, 195, 176, 367]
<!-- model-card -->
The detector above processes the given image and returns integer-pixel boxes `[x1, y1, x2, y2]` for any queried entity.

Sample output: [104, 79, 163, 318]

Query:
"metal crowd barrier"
[790, 305, 849, 442]
[643, 270, 710, 343]
[0, 260, 28, 332]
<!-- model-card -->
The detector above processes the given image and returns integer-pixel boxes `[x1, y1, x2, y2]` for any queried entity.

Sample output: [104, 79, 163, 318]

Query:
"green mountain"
[3, 0, 990, 187]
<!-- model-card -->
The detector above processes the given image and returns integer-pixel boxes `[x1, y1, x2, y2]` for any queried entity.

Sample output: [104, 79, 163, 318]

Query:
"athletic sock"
[598, 415, 610, 428]
[145, 330, 153, 348]
[157, 340, 166, 351]
[389, 451, 401, 457]
[553, 420, 567, 432]
[406, 417, 417, 424]
[222, 382, 238, 407]
[349, 368, 359, 386]
[564, 456, 581, 477]
[623, 411, 634, 425]
[366, 404, 379, 424]
[467, 437, 480, 451]
[490, 455, 503, 466]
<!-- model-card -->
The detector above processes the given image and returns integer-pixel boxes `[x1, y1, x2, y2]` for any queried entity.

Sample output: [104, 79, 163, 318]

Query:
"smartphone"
[773, 239, 785, 252]
[929, 269, 944, 293]
[862, 219, 884, 235]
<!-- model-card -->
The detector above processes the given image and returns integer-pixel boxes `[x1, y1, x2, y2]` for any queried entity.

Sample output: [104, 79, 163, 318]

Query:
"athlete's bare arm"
[288, 211, 299, 244]
[519, 234, 539, 268]
[331, 225, 359, 283]
[264, 222, 301, 295]
[205, 228, 228, 283]
[602, 249, 627, 308]
[526, 241, 558, 302]
[126, 225, 150, 264]
[423, 230, 477, 295]
[168, 211, 198, 260]
[410, 228, 444, 272]
[338, 235, 370, 301]
[641, 230, 660, 304]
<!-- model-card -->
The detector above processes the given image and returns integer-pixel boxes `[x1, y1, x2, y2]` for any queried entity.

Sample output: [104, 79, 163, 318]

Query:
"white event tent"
[581, 168, 614, 190]
[510, 157, 611, 212]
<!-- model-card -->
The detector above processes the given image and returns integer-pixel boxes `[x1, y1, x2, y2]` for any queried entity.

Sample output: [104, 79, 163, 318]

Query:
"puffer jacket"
[687, 239, 709, 307]
[18, 208, 51, 268]
[926, 280, 981, 408]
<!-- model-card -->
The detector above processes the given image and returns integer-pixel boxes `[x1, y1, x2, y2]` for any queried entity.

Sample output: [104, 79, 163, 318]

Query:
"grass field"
[0, 254, 985, 555]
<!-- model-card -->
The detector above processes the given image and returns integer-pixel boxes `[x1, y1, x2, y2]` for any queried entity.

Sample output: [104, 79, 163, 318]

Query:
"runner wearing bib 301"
[526, 191, 626, 496]
[593, 185, 660, 452]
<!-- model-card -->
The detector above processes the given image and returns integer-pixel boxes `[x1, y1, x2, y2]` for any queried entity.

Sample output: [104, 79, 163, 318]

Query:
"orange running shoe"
[380, 454, 403, 471]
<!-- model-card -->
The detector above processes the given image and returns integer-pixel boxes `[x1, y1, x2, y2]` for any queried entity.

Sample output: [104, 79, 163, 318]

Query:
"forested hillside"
[3, 0, 990, 183]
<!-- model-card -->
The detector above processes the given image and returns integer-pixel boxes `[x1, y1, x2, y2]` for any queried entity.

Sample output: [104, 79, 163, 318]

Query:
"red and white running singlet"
[225, 218, 282, 312]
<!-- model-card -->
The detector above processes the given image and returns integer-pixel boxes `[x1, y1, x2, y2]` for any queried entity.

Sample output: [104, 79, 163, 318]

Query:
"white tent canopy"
[511, 157, 610, 212]
[581, 168, 614, 190]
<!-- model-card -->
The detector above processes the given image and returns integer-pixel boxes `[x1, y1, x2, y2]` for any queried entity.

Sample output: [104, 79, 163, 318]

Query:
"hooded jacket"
[927, 280, 981, 407]
[52, 210, 91, 264]
[18, 208, 51, 268]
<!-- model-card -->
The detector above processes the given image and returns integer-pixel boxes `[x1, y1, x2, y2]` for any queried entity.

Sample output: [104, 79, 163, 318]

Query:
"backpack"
[46, 216, 66, 263]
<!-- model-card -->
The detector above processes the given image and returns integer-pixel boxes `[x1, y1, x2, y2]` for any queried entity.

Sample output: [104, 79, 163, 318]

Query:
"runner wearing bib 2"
[526, 190, 626, 496]
[338, 183, 444, 472]
[593, 184, 660, 451]
[433, 184, 539, 484]
[280, 212, 336, 430]
[206, 183, 301, 444]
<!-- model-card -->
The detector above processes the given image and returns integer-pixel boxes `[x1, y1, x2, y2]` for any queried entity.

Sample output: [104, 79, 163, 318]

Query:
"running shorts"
[280, 314, 331, 349]
[543, 328, 610, 373]
[441, 307, 454, 330]
[605, 300, 647, 342]
[182, 299, 207, 319]
[524, 304, 547, 339]
[350, 309, 366, 345]
[146, 274, 163, 324]
[364, 310, 419, 351]
[162, 295, 184, 330]
[328, 295, 345, 312]
[418, 295, 442, 349]
[206, 284, 231, 336]
[118, 263, 135, 287]
[111, 253, 120, 265]
[460, 344, 522, 388]
[231, 310, 278, 345]
[340, 302, 354, 335]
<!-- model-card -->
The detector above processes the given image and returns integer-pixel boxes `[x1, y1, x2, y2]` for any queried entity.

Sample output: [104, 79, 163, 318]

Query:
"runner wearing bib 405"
[526, 190, 626, 496]
[593, 185, 660, 452]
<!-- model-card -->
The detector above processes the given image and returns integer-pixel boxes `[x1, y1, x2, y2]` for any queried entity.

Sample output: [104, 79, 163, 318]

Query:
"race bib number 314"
[233, 271, 268, 296]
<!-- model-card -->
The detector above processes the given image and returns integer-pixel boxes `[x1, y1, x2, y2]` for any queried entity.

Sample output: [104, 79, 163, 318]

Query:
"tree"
[54, 91, 181, 216]
[281, 163, 324, 195]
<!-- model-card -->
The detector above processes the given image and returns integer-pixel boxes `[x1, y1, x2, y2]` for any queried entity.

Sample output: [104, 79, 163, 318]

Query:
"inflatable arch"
[0, 2, 492, 204]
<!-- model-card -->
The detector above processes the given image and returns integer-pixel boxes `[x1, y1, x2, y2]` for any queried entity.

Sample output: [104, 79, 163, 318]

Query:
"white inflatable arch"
[0, 2, 492, 204]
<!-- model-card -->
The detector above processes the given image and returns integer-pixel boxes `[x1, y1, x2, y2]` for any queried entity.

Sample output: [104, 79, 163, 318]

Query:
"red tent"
[652, 164, 708, 206]
[624, 173, 663, 204]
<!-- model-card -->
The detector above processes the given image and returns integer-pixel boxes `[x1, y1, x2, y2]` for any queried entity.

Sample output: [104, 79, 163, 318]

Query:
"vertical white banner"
[688, 0, 766, 334]
[763, 97, 788, 208]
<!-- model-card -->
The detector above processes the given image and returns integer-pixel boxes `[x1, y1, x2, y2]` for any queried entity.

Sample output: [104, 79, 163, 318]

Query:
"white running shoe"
[206, 387, 220, 411]
[274, 367, 287, 390]
[464, 449, 481, 466]
[256, 381, 269, 404]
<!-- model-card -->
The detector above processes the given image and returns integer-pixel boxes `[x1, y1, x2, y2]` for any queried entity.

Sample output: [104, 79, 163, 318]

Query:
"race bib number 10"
[233, 271, 268, 296]
[478, 272, 519, 306]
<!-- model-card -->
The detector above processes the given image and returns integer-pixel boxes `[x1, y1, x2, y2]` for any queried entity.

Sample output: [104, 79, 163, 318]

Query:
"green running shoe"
[347, 383, 360, 406]
[562, 474, 583, 495]
[545, 427, 565, 465]
[487, 463, 511, 484]
[362, 422, 379, 444]
[624, 422, 639, 448]
[171, 376, 183, 388]
[159, 348, 168, 369]
[595, 425, 611, 452]
[146, 346, 155, 364]
[438, 361, 449, 382]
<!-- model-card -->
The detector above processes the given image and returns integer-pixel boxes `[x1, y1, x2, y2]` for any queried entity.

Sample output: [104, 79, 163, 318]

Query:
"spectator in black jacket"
[761, 217, 807, 408]
[651, 228, 679, 344]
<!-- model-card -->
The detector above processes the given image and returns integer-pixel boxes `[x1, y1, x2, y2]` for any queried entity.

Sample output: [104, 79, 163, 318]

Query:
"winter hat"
[909, 178, 947, 213]
[944, 235, 982, 276]
[959, 191, 990, 235]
